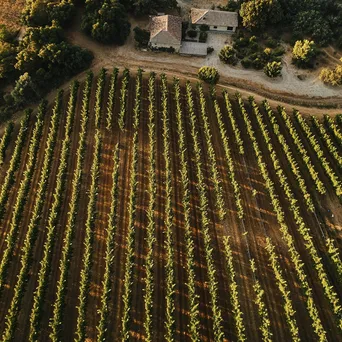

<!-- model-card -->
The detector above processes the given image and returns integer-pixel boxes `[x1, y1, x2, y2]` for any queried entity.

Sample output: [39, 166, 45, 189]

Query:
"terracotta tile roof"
[150, 15, 182, 43]
[191, 8, 238, 27]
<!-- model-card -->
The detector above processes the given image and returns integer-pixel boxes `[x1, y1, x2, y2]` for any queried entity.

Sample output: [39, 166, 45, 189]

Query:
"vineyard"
[0, 68, 341, 341]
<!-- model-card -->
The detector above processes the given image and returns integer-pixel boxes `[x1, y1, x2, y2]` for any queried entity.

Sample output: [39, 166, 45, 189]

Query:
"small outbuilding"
[190, 8, 238, 33]
[149, 15, 182, 52]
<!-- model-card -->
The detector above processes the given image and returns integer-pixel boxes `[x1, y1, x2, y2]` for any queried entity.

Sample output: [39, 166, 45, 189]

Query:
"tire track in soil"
[37, 83, 84, 342]
[0, 106, 52, 330]
[10, 91, 70, 341]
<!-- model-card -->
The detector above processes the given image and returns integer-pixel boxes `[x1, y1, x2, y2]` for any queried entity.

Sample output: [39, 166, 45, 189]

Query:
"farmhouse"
[149, 15, 182, 52]
[190, 8, 238, 33]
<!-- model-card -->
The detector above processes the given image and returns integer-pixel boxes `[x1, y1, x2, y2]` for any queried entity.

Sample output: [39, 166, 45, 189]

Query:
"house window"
[213, 26, 217, 29]
[227, 26, 233, 31]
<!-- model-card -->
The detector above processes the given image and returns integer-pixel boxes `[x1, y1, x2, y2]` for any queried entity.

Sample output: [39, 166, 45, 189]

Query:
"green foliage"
[124, 0, 178, 16]
[118, 68, 130, 131]
[200, 24, 209, 31]
[199, 31, 208, 43]
[75, 130, 102, 342]
[198, 66, 219, 84]
[264, 61, 282, 77]
[133, 26, 150, 48]
[240, 0, 283, 31]
[197, 84, 226, 219]
[212, 88, 243, 219]
[292, 39, 317, 68]
[0, 110, 31, 220]
[186, 82, 225, 341]
[106, 67, 119, 130]
[219, 45, 238, 65]
[0, 121, 13, 165]
[173, 78, 200, 341]
[160, 74, 176, 341]
[49, 73, 92, 342]
[81, 0, 130, 45]
[320, 60, 342, 86]
[29, 81, 79, 342]
[0, 41, 17, 80]
[10, 73, 39, 107]
[22, 0, 75, 27]
[1, 90, 63, 342]
[187, 30, 197, 38]
[237, 94, 328, 340]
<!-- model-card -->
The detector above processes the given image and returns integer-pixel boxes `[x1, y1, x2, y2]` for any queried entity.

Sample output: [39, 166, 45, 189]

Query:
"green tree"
[81, 0, 131, 45]
[219, 45, 238, 65]
[10, 72, 39, 106]
[198, 66, 220, 84]
[292, 39, 317, 68]
[240, 0, 283, 30]
[264, 61, 282, 77]
[0, 42, 17, 80]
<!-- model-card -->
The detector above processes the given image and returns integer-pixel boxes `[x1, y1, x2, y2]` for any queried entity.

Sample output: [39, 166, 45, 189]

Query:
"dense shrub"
[219, 46, 238, 65]
[241, 57, 252, 68]
[320, 59, 342, 86]
[207, 46, 214, 54]
[292, 39, 317, 68]
[264, 61, 282, 77]
[22, 0, 75, 27]
[198, 66, 220, 84]
[199, 31, 208, 43]
[187, 30, 197, 38]
[133, 27, 150, 48]
[200, 24, 209, 31]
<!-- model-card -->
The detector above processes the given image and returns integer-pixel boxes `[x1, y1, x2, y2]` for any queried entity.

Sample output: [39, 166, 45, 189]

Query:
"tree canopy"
[81, 0, 131, 44]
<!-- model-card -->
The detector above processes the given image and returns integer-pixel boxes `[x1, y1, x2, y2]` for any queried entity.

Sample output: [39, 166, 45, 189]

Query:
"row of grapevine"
[250, 259, 273, 342]
[0, 100, 45, 292]
[262, 101, 314, 212]
[118, 68, 130, 131]
[106, 67, 119, 130]
[96, 144, 120, 342]
[28, 81, 80, 342]
[326, 238, 342, 279]
[160, 74, 176, 341]
[249, 98, 342, 330]
[294, 110, 342, 199]
[74, 130, 102, 342]
[211, 89, 243, 219]
[1, 90, 64, 342]
[265, 238, 300, 341]
[173, 78, 200, 341]
[236, 94, 327, 341]
[278, 106, 326, 194]
[94, 68, 106, 129]
[222, 237, 246, 341]
[186, 81, 224, 341]
[311, 115, 342, 168]
[120, 72, 142, 341]
[220, 92, 272, 342]
[197, 84, 226, 220]
[0, 121, 14, 165]
[49, 72, 93, 342]
[143, 72, 157, 341]
[222, 91, 244, 155]
[0, 110, 31, 220]
[324, 114, 342, 146]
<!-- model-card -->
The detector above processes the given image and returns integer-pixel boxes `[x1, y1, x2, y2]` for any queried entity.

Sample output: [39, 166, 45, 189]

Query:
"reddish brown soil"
[0, 71, 341, 342]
